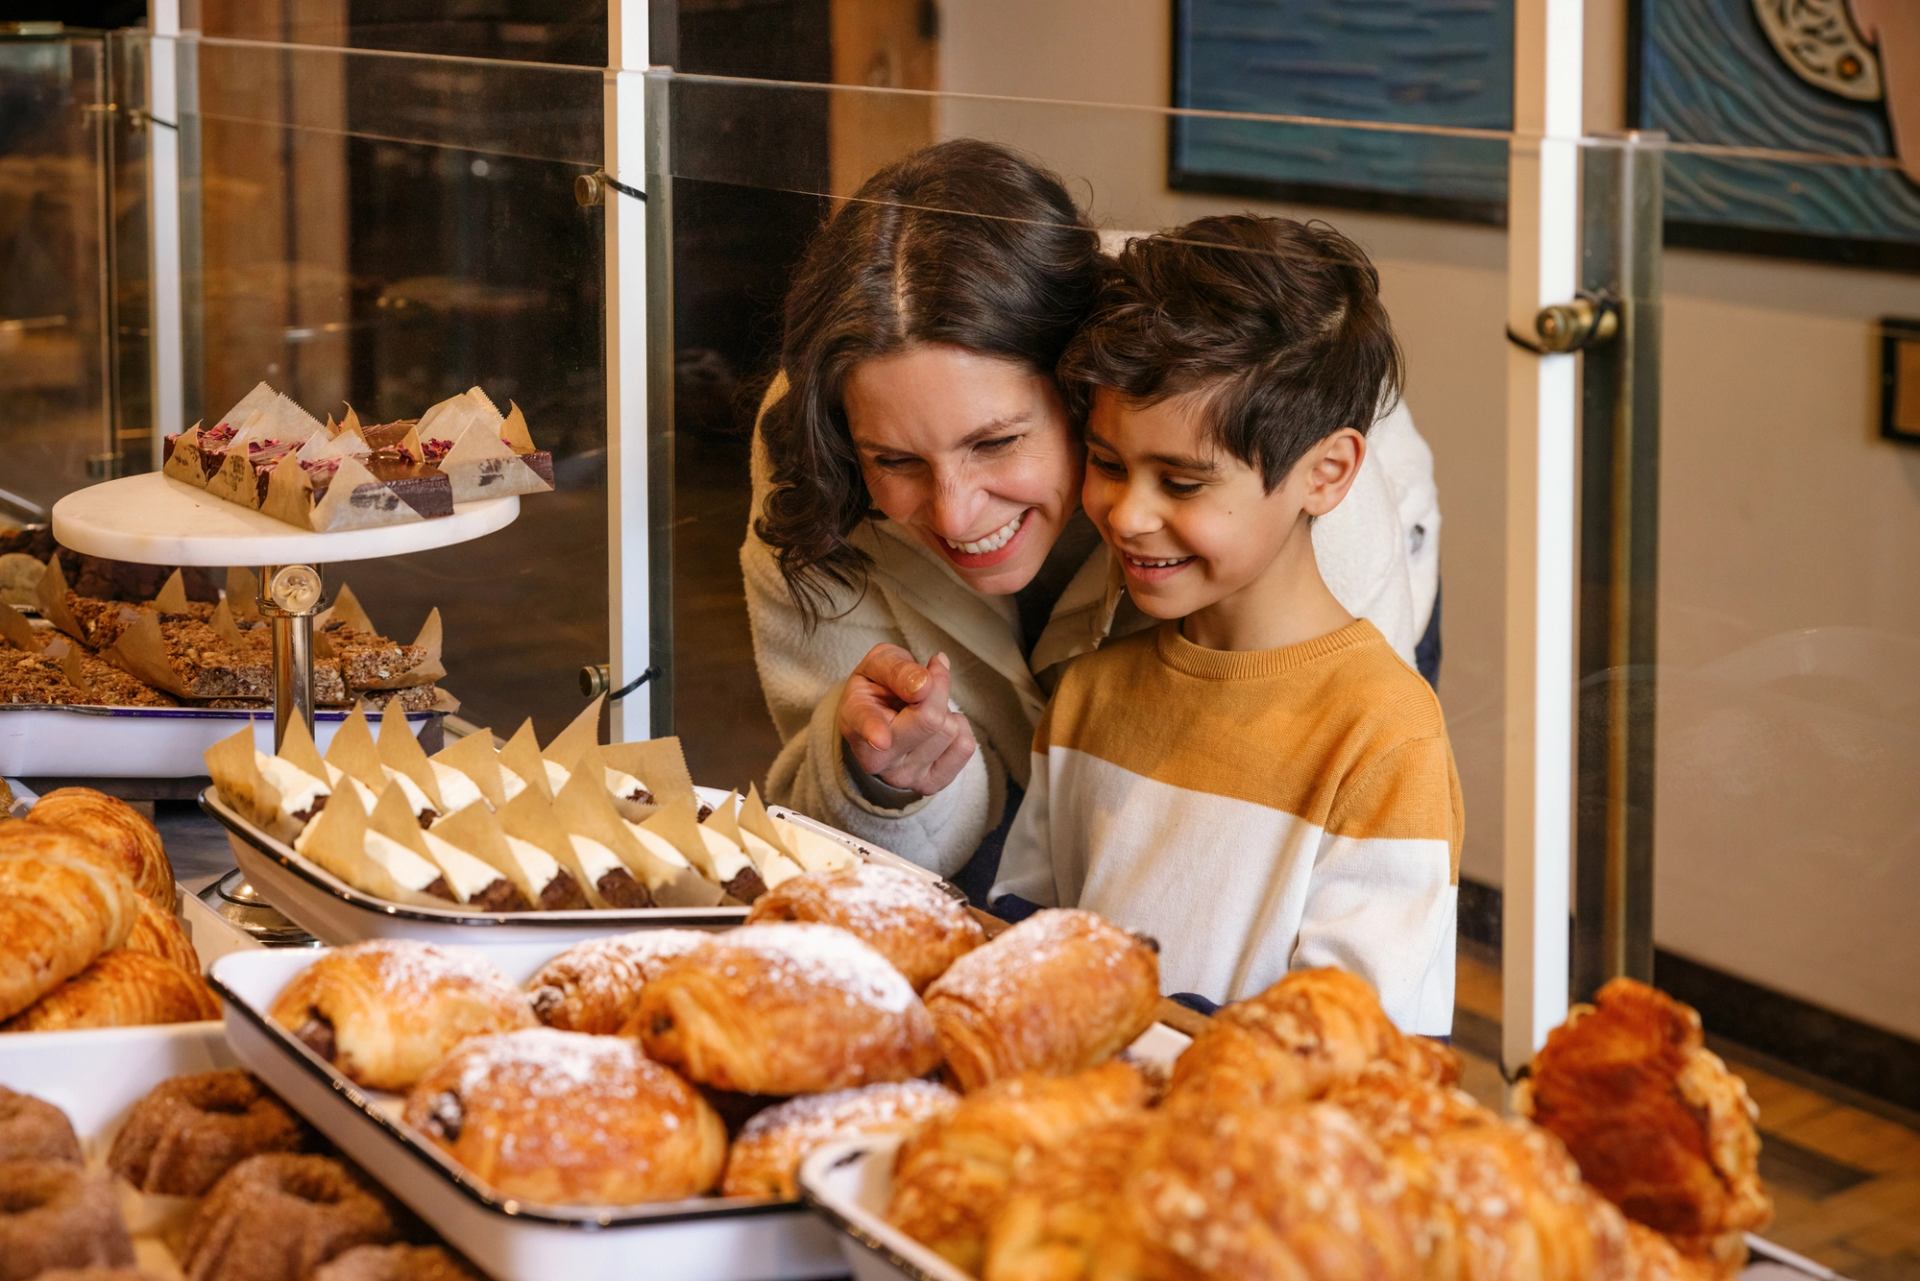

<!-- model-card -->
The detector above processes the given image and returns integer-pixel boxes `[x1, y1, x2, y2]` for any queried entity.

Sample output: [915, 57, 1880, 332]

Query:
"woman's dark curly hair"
[754, 138, 1103, 625]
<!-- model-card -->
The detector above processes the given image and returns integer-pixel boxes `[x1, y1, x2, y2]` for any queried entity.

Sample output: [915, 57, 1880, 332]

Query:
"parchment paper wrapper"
[264, 452, 429, 533]
[56, 643, 94, 700]
[99, 612, 192, 698]
[431, 732, 505, 810]
[322, 705, 385, 796]
[437, 412, 553, 502]
[278, 712, 330, 780]
[498, 784, 610, 908]
[0, 600, 41, 652]
[204, 726, 293, 838]
[317, 583, 376, 634]
[296, 785, 447, 907]
[35, 555, 88, 645]
[598, 736, 696, 822]
[367, 608, 444, 691]
[225, 568, 261, 623]
[628, 797, 727, 907]
[497, 720, 551, 801]
[720, 788, 804, 890]
[217, 381, 279, 429]
[431, 799, 567, 909]
[211, 599, 247, 649]
[740, 784, 795, 859]
[541, 695, 606, 773]
[162, 423, 207, 487]
[693, 791, 773, 903]
[152, 571, 190, 614]
[377, 700, 445, 815]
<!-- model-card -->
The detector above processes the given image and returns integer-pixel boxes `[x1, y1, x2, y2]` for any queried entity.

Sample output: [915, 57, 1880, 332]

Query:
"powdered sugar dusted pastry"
[635, 923, 941, 1095]
[404, 1029, 725, 1205]
[721, 1079, 958, 1200]
[747, 862, 983, 991]
[523, 930, 711, 1034]
[268, 940, 534, 1090]
[923, 909, 1159, 1091]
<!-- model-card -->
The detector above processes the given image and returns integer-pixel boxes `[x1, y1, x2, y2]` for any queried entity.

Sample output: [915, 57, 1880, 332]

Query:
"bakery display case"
[0, 12, 1913, 1281]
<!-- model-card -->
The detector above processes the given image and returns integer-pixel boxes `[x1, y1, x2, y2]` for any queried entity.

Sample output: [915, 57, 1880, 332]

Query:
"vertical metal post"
[604, 0, 654, 741]
[258, 564, 322, 750]
[1573, 134, 1665, 998]
[643, 74, 675, 740]
[1503, 0, 1584, 1074]
[146, 0, 184, 465]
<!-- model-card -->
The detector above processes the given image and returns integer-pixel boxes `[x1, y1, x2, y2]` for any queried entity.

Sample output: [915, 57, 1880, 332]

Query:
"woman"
[743, 139, 1432, 894]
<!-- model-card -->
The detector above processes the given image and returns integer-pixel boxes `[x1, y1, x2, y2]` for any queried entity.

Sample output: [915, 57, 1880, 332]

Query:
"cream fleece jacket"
[742, 384, 1427, 878]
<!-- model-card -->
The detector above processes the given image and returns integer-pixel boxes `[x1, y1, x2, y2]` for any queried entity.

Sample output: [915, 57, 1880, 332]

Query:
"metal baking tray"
[0, 703, 440, 779]
[201, 784, 955, 948]
[210, 942, 849, 1281]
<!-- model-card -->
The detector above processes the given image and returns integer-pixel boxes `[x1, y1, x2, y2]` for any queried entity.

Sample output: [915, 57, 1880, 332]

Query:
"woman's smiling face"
[843, 342, 1083, 596]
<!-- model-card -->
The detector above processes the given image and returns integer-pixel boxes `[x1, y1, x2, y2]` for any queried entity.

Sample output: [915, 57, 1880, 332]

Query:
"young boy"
[990, 214, 1462, 1035]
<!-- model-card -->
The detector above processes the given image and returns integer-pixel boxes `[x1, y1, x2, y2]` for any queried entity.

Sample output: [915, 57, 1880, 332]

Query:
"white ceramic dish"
[210, 941, 850, 1281]
[798, 1023, 1193, 1281]
[0, 704, 440, 778]
[202, 783, 958, 948]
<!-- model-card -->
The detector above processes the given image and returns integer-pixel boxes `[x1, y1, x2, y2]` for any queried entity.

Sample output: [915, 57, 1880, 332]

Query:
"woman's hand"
[838, 644, 977, 798]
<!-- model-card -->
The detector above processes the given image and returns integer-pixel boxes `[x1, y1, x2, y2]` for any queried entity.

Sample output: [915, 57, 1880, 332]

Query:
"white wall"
[936, 0, 1920, 1039]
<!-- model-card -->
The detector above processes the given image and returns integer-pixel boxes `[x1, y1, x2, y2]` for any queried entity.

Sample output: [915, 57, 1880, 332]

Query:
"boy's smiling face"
[1081, 387, 1362, 650]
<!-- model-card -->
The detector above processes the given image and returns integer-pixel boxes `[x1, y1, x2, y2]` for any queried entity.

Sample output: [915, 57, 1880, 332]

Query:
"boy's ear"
[1298, 428, 1367, 518]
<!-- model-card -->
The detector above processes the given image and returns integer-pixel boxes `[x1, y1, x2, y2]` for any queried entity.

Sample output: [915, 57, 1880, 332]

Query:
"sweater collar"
[1155, 617, 1382, 680]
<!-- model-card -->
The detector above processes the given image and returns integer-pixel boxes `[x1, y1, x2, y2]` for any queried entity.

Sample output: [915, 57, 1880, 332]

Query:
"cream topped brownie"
[419, 827, 527, 911]
[254, 752, 331, 829]
[694, 826, 767, 903]
[295, 818, 454, 904]
[564, 832, 654, 908]
[502, 834, 590, 910]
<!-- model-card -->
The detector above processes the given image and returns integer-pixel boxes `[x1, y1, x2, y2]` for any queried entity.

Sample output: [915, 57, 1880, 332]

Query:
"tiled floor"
[1452, 948, 1920, 1280]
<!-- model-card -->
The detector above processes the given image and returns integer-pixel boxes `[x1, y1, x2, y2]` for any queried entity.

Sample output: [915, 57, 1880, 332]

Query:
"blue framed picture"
[1631, 0, 1920, 270]
[1167, 0, 1514, 224]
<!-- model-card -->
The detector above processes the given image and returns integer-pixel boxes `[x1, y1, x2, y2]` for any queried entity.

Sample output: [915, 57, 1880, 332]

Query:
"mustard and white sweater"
[990, 619, 1463, 1034]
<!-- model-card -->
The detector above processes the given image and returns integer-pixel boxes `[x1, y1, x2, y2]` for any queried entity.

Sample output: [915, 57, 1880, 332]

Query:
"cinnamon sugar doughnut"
[108, 1070, 309, 1196]
[0, 1159, 135, 1281]
[0, 1087, 81, 1164]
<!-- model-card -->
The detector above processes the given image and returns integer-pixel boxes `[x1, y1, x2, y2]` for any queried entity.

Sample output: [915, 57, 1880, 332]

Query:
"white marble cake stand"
[52, 472, 519, 744]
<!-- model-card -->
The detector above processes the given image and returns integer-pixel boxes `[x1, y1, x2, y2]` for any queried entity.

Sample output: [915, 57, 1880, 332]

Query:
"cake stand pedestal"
[51, 473, 520, 935]
[51, 472, 518, 744]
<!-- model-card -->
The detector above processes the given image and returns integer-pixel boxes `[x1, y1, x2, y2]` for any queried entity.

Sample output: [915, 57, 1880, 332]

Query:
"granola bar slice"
[0, 645, 87, 704]
[320, 619, 426, 690]
[159, 618, 273, 700]
[67, 650, 177, 707]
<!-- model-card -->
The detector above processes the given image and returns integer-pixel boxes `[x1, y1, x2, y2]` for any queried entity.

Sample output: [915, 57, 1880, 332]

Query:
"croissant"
[635, 923, 940, 1095]
[0, 827, 139, 1021]
[746, 862, 985, 990]
[269, 940, 535, 1091]
[1321, 1063, 1496, 1149]
[981, 1112, 1158, 1281]
[1625, 1221, 1716, 1281]
[720, 1079, 959, 1200]
[1516, 978, 1772, 1243]
[887, 1059, 1150, 1275]
[1092, 1102, 1424, 1281]
[2, 949, 219, 1031]
[26, 787, 174, 904]
[922, 909, 1158, 1092]
[1397, 1120, 1635, 1281]
[405, 1029, 726, 1205]
[521, 929, 711, 1035]
[1165, 967, 1435, 1114]
[124, 893, 200, 975]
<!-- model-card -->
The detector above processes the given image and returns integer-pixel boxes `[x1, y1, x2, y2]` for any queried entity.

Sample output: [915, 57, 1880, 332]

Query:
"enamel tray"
[201, 784, 957, 948]
[210, 941, 847, 1281]
[0, 703, 439, 778]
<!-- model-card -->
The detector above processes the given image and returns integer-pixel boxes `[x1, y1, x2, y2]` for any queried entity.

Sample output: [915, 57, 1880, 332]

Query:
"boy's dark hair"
[1058, 214, 1404, 491]
[756, 139, 1103, 625]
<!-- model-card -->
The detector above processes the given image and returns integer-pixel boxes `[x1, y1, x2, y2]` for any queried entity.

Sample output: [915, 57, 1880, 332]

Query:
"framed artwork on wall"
[1630, 0, 1920, 270]
[1166, 0, 1513, 224]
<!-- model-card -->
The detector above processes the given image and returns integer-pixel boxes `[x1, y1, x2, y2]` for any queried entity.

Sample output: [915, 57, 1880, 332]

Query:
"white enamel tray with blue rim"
[201, 783, 961, 948]
[0, 704, 439, 778]
[797, 1029, 1842, 1281]
[210, 940, 848, 1281]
